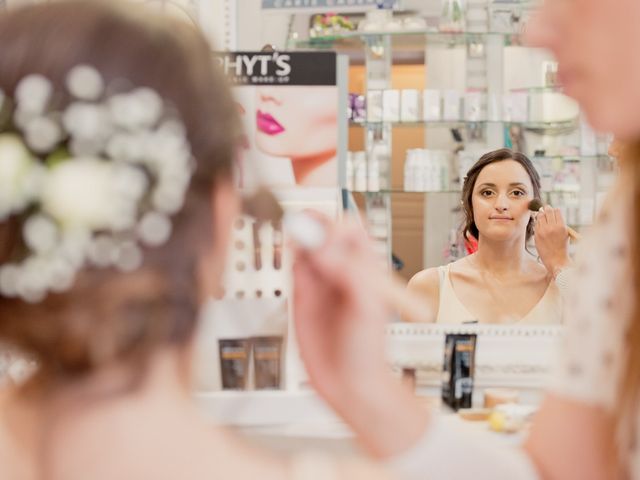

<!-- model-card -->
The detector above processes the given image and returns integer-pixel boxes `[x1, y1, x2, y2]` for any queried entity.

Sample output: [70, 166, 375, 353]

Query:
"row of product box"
[349, 89, 579, 124]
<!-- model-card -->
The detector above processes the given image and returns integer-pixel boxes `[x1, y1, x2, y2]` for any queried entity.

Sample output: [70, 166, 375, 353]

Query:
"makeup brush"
[528, 199, 582, 241]
[241, 186, 284, 224]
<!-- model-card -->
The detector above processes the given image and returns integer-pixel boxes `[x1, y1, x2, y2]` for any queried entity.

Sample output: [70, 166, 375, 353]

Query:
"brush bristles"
[528, 199, 544, 212]
[241, 187, 284, 223]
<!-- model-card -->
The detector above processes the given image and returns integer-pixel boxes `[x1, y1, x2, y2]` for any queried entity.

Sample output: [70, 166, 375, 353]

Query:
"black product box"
[441, 333, 477, 411]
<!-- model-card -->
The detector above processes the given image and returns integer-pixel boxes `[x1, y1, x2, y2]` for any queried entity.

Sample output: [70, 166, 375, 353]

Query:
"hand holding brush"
[528, 199, 582, 241]
[529, 199, 574, 279]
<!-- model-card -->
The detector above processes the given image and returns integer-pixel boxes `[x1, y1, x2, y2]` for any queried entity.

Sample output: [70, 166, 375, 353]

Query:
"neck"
[3, 347, 195, 473]
[291, 151, 336, 185]
[17, 346, 193, 413]
[473, 235, 529, 276]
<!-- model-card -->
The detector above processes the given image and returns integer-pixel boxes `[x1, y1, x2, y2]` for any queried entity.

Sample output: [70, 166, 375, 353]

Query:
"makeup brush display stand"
[194, 188, 343, 427]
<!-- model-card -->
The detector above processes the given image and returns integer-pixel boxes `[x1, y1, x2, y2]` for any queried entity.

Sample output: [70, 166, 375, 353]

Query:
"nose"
[494, 193, 509, 212]
[258, 87, 282, 105]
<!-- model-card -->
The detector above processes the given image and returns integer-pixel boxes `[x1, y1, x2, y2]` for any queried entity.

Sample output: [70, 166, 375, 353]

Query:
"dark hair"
[0, 1, 239, 385]
[461, 148, 541, 242]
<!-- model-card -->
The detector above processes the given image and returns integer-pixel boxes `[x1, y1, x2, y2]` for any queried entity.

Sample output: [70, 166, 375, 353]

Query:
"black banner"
[215, 51, 337, 86]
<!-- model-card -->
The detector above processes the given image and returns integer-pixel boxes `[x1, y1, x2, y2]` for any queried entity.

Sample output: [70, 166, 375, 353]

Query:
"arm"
[293, 220, 430, 459]
[524, 395, 618, 480]
[383, 392, 617, 480]
[403, 269, 440, 323]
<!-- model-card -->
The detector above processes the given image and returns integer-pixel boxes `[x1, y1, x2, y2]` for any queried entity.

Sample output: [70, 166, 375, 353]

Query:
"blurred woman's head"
[0, 1, 239, 387]
[461, 149, 541, 244]
[526, 0, 640, 140]
[528, 0, 640, 443]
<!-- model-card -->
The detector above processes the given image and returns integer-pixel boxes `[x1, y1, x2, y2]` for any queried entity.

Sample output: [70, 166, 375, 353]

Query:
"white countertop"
[196, 389, 527, 454]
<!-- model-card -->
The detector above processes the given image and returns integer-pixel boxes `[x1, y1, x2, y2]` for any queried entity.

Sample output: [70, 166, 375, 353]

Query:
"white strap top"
[435, 263, 562, 324]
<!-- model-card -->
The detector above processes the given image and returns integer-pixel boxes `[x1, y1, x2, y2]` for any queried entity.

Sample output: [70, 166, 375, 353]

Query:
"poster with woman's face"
[217, 51, 339, 189]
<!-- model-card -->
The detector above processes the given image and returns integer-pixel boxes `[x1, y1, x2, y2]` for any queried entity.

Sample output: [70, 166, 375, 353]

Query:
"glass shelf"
[295, 30, 522, 51]
[349, 118, 579, 133]
[509, 86, 565, 94]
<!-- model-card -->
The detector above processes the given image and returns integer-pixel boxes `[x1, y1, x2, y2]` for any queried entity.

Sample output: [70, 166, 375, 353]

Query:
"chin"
[480, 227, 518, 240]
[255, 135, 291, 158]
[583, 101, 640, 140]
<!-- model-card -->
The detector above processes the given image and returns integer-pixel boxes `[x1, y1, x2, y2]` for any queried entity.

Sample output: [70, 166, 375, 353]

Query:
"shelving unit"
[295, 6, 613, 276]
[296, 29, 523, 50]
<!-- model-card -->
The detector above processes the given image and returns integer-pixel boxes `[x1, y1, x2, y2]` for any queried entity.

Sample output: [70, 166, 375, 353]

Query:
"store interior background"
[0, 0, 604, 450]
[5, 0, 604, 282]
[233, 0, 610, 282]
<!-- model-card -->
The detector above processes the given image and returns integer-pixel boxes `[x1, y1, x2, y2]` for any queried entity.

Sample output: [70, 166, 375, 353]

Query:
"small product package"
[423, 89, 442, 121]
[352, 94, 366, 123]
[442, 90, 462, 121]
[400, 89, 421, 122]
[382, 89, 400, 122]
[464, 90, 485, 122]
[218, 338, 251, 390]
[441, 333, 477, 411]
[367, 90, 383, 122]
[252, 336, 283, 389]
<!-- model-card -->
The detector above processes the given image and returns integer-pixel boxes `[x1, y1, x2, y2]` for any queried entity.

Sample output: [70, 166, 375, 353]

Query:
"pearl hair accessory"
[0, 65, 193, 303]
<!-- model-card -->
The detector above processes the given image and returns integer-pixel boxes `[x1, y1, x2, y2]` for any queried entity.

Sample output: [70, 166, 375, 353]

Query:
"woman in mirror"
[293, 0, 640, 476]
[406, 148, 569, 324]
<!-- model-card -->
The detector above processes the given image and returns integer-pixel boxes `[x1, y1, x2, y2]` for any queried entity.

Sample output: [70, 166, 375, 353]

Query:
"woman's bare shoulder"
[407, 267, 440, 294]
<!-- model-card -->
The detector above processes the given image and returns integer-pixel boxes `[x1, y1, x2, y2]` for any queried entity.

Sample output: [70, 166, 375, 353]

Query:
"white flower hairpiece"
[0, 65, 194, 303]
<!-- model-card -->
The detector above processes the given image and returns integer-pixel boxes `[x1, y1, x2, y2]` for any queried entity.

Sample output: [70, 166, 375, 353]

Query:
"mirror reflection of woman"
[407, 148, 569, 324]
[293, 0, 640, 477]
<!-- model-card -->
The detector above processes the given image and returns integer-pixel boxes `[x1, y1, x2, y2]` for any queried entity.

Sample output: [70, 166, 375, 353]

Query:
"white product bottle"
[511, 91, 529, 123]
[579, 119, 598, 156]
[421, 150, 431, 192]
[404, 150, 415, 192]
[367, 155, 380, 192]
[371, 143, 391, 190]
[436, 151, 450, 191]
[346, 151, 355, 191]
[430, 151, 439, 192]
[487, 93, 502, 122]
[410, 150, 421, 192]
[354, 151, 367, 192]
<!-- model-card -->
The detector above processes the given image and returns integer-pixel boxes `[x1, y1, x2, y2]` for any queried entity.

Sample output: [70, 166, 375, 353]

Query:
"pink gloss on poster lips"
[256, 110, 285, 135]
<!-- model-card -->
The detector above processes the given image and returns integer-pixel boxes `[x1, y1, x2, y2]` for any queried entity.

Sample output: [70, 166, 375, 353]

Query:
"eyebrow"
[476, 182, 529, 189]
